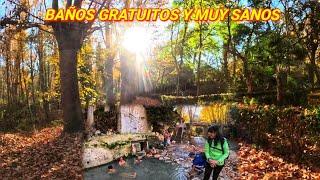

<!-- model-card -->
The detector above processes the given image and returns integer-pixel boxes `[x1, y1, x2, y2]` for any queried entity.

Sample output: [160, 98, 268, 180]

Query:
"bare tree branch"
[84, 0, 109, 34]
[0, 17, 53, 34]
[87, 25, 103, 36]
[6, 0, 45, 22]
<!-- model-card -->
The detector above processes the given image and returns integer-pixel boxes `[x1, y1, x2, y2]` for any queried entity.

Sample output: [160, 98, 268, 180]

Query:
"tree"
[104, 24, 116, 106]
[49, 0, 109, 132]
[78, 39, 97, 108]
[37, 30, 50, 122]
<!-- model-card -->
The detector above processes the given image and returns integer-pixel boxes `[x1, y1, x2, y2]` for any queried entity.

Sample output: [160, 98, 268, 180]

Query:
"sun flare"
[122, 26, 152, 55]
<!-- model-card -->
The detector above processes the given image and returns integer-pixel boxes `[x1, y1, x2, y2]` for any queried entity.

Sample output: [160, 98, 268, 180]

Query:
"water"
[192, 136, 206, 147]
[84, 157, 188, 180]
[84, 140, 238, 180]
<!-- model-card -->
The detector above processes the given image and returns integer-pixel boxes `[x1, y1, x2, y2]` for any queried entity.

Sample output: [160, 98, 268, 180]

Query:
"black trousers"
[203, 162, 224, 180]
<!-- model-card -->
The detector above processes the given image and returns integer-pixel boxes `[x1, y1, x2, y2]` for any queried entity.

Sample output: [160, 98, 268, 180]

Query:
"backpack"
[193, 153, 206, 167]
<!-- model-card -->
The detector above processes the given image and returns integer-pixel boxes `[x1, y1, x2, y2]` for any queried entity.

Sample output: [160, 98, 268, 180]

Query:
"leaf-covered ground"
[0, 126, 83, 179]
[1, 127, 319, 180]
[238, 143, 320, 179]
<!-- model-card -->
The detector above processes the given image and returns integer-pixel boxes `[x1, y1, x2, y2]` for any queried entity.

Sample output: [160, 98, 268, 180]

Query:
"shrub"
[161, 93, 235, 105]
[0, 104, 37, 131]
[231, 105, 320, 167]
[145, 106, 180, 132]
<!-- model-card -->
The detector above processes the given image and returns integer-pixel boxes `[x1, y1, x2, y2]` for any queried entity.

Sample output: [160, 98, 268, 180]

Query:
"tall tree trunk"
[120, 51, 136, 104]
[170, 23, 180, 96]
[176, 69, 180, 95]
[243, 27, 255, 97]
[224, 13, 232, 84]
[105, 58, 115, 105]
[310, 48, 320, 88]
[177, 21, 188, 96]
[38, 31, 50, 122]
[307, 3, 320, 88]
[85, 105, 95, 136]
[222, 42, 229, 81]
[232, 54, 237, 87]
[50, 0, 109, 132]
[193, 52, 197, 86]
[276, 66, 287, 105]
[243, 59, 253, 96]
[29, 41, 36, 105]
[5, 37, 11, 105]
[58, 48, 83, 132]
[196, 22, 203, 98]
[13, 46, 20, 104]
[104, 24, 115, 106]
[196, 52, 202, 97]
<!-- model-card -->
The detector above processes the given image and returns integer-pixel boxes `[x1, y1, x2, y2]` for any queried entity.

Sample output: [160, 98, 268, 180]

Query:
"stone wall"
[119, 104, 150, 133]
[83, 133, 156, 169]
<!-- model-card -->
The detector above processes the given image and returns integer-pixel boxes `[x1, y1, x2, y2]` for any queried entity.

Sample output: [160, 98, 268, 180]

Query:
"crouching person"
[189, 152, 206, 177]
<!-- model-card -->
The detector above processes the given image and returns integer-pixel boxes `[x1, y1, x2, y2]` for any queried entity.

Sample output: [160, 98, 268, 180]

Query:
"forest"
[0, 0, 319, 179]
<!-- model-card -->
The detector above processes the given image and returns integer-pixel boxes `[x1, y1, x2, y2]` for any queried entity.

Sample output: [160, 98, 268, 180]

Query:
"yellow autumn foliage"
[178, 104, 230, 124]
[199, 104, 230, 124]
